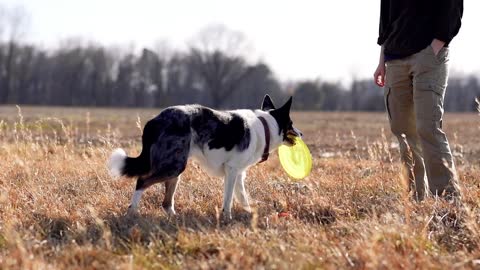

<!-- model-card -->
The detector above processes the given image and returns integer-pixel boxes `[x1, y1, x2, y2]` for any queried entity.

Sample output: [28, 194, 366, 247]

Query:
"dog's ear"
[278, 96, 292, 114]
[269, 97, 293, 135]
[261, 94, 276, 111]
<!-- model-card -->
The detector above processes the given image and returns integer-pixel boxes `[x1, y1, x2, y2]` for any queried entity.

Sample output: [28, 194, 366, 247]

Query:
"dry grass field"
[0, 105, 479, 269]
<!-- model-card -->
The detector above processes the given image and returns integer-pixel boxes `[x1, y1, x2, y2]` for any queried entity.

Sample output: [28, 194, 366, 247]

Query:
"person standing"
[373, 0, 463, 201]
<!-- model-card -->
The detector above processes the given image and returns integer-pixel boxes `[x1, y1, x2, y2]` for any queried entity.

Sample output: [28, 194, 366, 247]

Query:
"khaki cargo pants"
[385, 45, 459, 201]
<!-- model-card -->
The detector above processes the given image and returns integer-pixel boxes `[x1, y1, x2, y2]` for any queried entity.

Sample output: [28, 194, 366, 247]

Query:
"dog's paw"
[242, 205, 252, 213]
[126, 206, 139, 217]
[221, 210, 233, 224]
[163, 206, 176, 216]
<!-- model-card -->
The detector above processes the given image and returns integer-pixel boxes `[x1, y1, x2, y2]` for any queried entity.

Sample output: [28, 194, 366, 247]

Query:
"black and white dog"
[108, 95, 302, 220]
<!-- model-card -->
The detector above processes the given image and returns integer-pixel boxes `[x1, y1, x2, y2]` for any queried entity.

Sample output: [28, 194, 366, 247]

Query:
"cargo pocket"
[425, 83, 446, 97]
[431, 87, 445, 124]
[415, 85, 445, 138]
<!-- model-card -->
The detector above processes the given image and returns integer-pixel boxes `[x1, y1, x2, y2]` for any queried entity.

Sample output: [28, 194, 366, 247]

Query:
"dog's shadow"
[103, 209, 254, 243]
[31, 209, 253, 250]
[31, 203, 336, 250]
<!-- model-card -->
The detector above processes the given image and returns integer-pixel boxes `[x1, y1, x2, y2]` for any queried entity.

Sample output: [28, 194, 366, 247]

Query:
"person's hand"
[374, 62, 386, 87]
[431, 39, 446, 56]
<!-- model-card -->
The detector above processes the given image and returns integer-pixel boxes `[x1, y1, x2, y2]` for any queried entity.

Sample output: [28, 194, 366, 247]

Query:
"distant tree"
[350, 79, 384, 111]
[83, 46, 116, 106]
[228, 63, 285, 109]
[135, 48, 168, 108]
[114, 53, 137, 107]
[165, 54, 205, 106]
[293, 81, 324, 110]
[187, 24, 256, 108]
[24, 50, 49, 105]
[189, 24, 253, 59]
[144, 40, 177, 107]
[0, 5, 29, 104]
[445, 76, 480, 112]
[11, 44, 37, 104]
[319, 82, 347, 111]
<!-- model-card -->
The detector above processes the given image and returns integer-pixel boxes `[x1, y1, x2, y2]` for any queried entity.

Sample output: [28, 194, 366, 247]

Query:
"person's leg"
[411, 46, 459, 198]
[385, 59, 427, 200]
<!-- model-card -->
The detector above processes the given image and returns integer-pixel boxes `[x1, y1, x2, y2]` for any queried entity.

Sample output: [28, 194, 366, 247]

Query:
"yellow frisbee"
[278, 137, 312, 179]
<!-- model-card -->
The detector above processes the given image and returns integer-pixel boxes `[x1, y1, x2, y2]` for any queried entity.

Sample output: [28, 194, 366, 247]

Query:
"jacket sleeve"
[377, 0, 390, 45]
[434, 0, 463, 44]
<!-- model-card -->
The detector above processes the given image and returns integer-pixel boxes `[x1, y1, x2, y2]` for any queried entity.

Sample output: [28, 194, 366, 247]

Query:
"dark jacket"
[377, 0, 463, 57]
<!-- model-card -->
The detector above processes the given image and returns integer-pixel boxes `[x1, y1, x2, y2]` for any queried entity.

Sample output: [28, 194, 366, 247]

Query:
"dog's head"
[261, 94, 302, 146]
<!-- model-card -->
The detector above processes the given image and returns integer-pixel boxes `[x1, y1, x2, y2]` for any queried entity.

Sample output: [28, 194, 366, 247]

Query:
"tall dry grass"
[0, 106, 479, 269]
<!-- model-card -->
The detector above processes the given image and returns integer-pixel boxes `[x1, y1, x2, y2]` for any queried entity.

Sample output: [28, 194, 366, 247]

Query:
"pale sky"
[1, 0, 479, 83]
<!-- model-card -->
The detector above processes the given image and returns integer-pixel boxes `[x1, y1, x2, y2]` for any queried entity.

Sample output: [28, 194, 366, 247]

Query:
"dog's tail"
[108, 148, 151, 177]
[108, 120, 159, 178]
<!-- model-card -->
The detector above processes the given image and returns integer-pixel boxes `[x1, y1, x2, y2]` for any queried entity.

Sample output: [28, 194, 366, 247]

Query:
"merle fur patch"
[190, 106, 251, 151]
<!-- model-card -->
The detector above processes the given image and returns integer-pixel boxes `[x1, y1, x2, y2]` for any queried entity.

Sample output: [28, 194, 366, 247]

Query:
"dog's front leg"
[222, 166, 239, 221]
[234, 171, 251, 212]
[162, 176, 180, 216]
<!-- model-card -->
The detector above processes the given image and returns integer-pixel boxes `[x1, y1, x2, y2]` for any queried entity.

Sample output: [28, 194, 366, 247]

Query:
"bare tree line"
[0, 6, 479, 111]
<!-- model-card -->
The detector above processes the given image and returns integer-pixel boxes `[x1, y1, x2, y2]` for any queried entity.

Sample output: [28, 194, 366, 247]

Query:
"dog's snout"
[292, 127, 303, 138]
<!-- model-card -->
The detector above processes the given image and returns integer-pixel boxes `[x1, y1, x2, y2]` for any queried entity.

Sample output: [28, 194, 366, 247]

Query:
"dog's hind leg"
[162, 176, 180, 216]
[127, 174, 179, 216]
[127, 176, 148, 215]
[127, 121, 190, 216]
[127, 143, 189, 215]
[128, 190, 143, 215]
[234, 171, 251, 212]
[128, 176, 162, 215]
